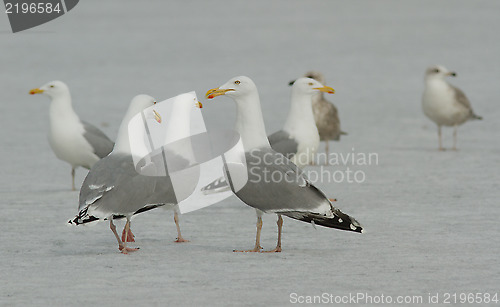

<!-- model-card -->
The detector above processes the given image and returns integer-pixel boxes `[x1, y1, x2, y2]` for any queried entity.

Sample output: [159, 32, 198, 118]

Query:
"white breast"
[422, 80, 469, 126]
[48, 106, 99, 169]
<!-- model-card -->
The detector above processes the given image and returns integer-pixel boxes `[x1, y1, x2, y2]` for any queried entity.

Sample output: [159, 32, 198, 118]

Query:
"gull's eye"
[49, 85, 54, 88]
[153, 100, 157, 104]
[234, 80, 241, 85]
[433, 68, 439, 73]
[308, 82, 314, 86]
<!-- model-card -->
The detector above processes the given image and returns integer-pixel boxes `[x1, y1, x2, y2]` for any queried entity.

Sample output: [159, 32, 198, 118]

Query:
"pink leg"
[121, 223, 135, 242]
[438, 126, 445, 151]
[325, 141, 330, 165]
[452, 125, 458, 151]
[174, 212, 189, 243]
[261, 215, 283, 253]
[110, 219, 139, 254]
[71, 168, 76, 191]
[234, 215, 263, 252]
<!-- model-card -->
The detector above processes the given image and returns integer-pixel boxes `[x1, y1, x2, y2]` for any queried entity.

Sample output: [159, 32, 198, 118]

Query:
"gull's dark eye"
[234, 80, 240, 85]
[308, 82, 313, 86]
[50, 85, 54, 88]
[433, 68, 439, 73]
[153, 100, 157, 104]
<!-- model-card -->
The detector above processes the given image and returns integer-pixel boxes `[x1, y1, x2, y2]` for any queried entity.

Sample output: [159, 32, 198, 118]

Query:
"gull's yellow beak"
[153, 110, 161, 123]
[313, 86, 335, 94]
[205, 88, 234, 99]
[29, 88, 44, 95]
[196, 101, 203, 108]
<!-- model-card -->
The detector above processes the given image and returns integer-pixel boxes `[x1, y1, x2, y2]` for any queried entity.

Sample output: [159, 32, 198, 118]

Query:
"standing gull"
[268, 77, 334, 168]
[69, 95, 168, 253]
[70, 94, 203, 253]
[123, 93, 203, 243]
[299, 71, 346, 164]
[206, 76, 362, 252]
[202, 77, 333, 194]
[30, 81, 114, 190]
[422, 65, 482, 150]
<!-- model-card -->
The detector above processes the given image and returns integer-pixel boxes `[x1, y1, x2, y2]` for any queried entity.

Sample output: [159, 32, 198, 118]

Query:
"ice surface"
[1, 1, 499, 306]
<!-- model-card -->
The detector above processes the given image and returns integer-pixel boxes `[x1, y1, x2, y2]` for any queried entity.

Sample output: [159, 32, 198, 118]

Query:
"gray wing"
[202, 135, 301, 195]
[71, 153, 175, 224]
[268, 130, 298, 159]
[229, 147, 362, 232]
[81, 120, 114, 158]
[146, 149, 199, 204]
[313, 98, 344, 141]
[451, 85, 482, 120]
[451, 85, 472, 109]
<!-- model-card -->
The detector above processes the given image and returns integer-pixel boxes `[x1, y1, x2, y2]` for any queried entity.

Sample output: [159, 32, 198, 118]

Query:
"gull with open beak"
[206, 76, 362, 252]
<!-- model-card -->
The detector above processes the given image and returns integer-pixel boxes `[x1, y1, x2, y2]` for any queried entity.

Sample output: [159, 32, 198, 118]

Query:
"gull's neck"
[283, 90, 316, 135]
[165, 106, 191, 144]
[114, 106, 142, 154]
[234, 92, 271, 151]
[164, 104, 196, 161]
[425, 76, 449, 88]
[49, 92, 80, 125]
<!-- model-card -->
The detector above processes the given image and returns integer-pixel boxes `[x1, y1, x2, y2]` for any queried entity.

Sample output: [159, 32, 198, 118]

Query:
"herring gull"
[69, 94, 201, 253]
[202, 77, 333, 194]
[206, 76, 363, 252]
[422, 65, 482, 151]
[298, 71, 346, 164]
[268, 77, 334, 168]
[30, 81, 114, 190]
[123, 92, 203, 243]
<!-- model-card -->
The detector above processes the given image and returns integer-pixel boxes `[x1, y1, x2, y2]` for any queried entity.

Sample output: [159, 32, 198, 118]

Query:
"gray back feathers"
[81, 120, 114, 159]
[268, 130, 299, 159]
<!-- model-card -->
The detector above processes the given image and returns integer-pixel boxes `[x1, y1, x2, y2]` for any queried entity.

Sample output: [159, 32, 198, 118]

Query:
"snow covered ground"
[1, 1, 499, 306]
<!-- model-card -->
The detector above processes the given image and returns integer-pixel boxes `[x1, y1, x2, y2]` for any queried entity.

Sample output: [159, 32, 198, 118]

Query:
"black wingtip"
[69, 206, 100, 225]
[281, 211, 363, 233]
[68, 214, 99, 226]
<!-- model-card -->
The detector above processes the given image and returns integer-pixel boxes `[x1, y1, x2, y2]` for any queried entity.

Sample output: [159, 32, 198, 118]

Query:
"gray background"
[1, 1, 499, 306]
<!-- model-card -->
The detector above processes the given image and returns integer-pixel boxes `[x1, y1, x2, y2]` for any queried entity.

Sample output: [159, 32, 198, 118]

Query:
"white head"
[114, 94, 157, 154]
[205, 76, 270, 150]
[291, 77, 335, 97]
[29, 80, 70, 99]
[425, 65, 457, 81]
[163, 92, 203, 143]
[205, 76, 258, 101]
[127, 94, 157, 116]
